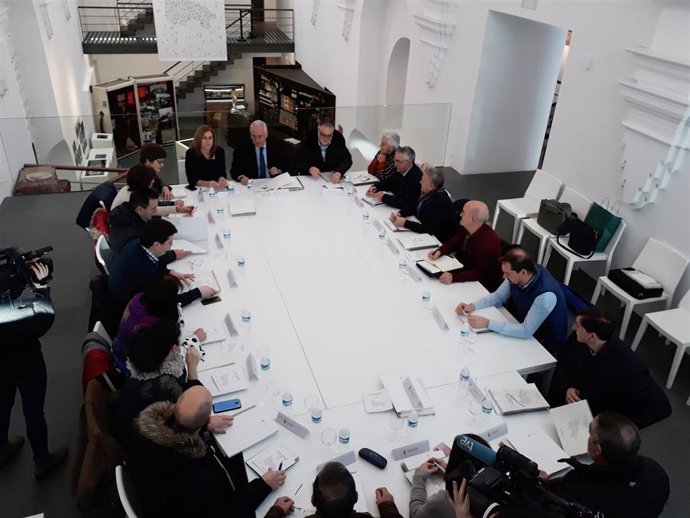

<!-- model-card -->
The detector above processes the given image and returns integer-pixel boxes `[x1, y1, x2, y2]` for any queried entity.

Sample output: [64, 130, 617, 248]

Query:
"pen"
[278, 462, 283, 471]
[295, 483, 303, 495]
[230, 403, 256, 417]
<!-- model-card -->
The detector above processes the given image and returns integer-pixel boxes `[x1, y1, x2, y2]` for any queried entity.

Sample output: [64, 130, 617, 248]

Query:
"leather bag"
[556, 215, 598, 258]
[537, 199, 572, 234]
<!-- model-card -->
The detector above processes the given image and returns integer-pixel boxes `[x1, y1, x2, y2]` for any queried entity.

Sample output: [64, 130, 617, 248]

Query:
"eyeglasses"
[156, 159, 165, 165]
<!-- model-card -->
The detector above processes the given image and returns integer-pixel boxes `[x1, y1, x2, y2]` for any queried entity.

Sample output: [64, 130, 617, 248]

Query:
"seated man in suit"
[547, 412, 670, 518]
[129, 385, 291, 518]
[230, 120, 286, 184]
[265, 461, 403, 518]
[108, 219, 213, 317]
[367, 146, 422, 217]
[297, 116, 353, 184]
[548, 308, 671, 429]
[427, 200, 503, 292]
[455, 248, 568, 352]
[389, 163, 459, 242]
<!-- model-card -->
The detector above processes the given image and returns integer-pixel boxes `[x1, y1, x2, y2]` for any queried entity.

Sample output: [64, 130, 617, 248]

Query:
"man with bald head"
[129, 386, 292, 518]
[230, 119, 286, 184]
[547, 412, 670, 518]
[428, 200, 503, 291]
[456, 247, 568, 351]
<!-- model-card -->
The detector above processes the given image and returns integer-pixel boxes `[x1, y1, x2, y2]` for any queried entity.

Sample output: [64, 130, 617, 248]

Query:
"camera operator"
[0, 260, 68, 478]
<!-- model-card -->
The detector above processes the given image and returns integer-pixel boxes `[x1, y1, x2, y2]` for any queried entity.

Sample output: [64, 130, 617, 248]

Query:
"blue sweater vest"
[509, 264, 568, 345]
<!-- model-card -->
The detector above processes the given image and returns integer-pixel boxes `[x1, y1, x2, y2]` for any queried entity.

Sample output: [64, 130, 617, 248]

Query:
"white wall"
[463, 11, 565, 173]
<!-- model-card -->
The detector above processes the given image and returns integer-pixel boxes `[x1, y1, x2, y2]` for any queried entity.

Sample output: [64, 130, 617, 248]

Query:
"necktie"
[259, 147, 267, 178]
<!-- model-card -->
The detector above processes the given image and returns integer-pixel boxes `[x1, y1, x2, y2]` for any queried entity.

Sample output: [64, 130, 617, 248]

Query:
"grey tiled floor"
[0, 168, 687, 517]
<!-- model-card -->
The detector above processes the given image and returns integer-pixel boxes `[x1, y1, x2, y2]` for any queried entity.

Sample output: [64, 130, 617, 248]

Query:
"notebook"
[416, 255, 463, 276]
[345, 170, 378, 185]
[397, 233, 442, 251]
[384, 216, 420, 232]
[362, 196, 386, 206]
[197, 363, 248, 397]
[246, 443, 299, 476]
[550, 400, 593, 457]
[252, 173, 303, 191]
[213, 405, 279, 458]
[229, 199, 256, 216]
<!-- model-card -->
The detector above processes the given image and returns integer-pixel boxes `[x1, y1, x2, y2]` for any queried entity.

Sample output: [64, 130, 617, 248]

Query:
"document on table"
[401, 450, 448, 489]
[183, 270, 220, 292]
[172, 239, 207, 254]
[460, 306, 510, 333]
[246, 443, 299, 476]
[397, 233, 442, 251]
[488, 383, 550, 415]
[384, 216, 420, 232]
[252, 172, 303, 191]
[345, 170, 378, 185]
[362, 196, 386, 206]
[504, 429, 570, 476]
[550, 400, 593, 457]
[229, 199, 256, 216]
[197, 363, 248, 397]
[170, 186, 188, 199]
[381, 375, 434, 416]
[416, 255, 463, 276]
[362, 389, 393, 413]
[213, 405, 278, 458]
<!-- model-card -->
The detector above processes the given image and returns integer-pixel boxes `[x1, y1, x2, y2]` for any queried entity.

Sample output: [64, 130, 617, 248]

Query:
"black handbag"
[537, 199, 572, 234]
[556, 214, 598, 258]
[607, 268, 663, 299]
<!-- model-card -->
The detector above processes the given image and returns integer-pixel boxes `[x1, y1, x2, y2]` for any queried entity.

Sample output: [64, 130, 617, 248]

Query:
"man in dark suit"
[230, 120, 286, 184]
[297, 116, 352, 184]
[366, 146, 422, 216]
[548, 308, 672, 429]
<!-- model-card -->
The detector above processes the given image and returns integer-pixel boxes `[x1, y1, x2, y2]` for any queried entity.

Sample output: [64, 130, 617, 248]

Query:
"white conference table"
[166, 177, 558, 517]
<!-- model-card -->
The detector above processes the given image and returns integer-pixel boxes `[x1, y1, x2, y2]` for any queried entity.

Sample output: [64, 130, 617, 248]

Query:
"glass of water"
[388, 413, 405, 442]
[321, 428, 337, 452]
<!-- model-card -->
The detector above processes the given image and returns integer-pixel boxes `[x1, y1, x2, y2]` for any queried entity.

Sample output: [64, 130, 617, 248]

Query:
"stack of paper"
[362, 196, 385, 207]
[252, 172, 303, 191]
[397, 233, 442, 251]
[182, 271, 220, 292]
[170, 186, 188, 199]
[462, 306, 511, 333]
[550, 400, 593, 457]
[362, 389, 393, 413]
[381, 375, 434, 416]
[416, 255, 463, 276]
[488, 383, 550, 415]
[384, 215, 421, 233]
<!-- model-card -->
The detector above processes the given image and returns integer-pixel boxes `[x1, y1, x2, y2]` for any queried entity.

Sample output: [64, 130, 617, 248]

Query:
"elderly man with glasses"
[297, 115, 353, 183]
[367, 145, 422, 216]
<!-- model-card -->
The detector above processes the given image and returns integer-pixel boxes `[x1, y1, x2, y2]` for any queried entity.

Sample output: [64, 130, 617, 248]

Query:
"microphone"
[454, 435, 497, 468]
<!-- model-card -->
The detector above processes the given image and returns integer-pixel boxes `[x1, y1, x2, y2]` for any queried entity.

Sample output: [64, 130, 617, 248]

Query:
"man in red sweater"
[428, 200, 503, 292]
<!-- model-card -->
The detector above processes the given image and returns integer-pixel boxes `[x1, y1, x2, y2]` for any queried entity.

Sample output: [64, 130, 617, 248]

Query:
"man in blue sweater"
[455, 247, 568, 352]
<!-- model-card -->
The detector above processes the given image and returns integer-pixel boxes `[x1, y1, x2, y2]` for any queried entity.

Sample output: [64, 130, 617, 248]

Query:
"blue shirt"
[472, 278, 557, 339]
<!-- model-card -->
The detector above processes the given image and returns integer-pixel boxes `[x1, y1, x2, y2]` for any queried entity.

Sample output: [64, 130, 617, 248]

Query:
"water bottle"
[228, 183, 235, 194]
[378, 227, 386, 240]
[362, 211, 370, 222]
[421, 290, 431, 305]
[459, 322, 470, 345]
[459, 367, 470, 388]
[282, 391, 293, 411]
[260, 356, 271, 372]
[216, 205, 224, 216]
[406, 410, 419, 434]
[338, 426, 351, 445]
[481, 399, 494, 416]
[208, 188, 216, 200]
[311, 408, 323, 425]
[398, 258, 408, 272]
[223, 228, 231, 240]
[241, 309, 251, 322]
[247, 180, 254, 192]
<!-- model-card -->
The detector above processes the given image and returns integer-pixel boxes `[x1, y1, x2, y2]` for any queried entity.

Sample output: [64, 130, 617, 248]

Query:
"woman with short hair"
[368, 131, 400, 181]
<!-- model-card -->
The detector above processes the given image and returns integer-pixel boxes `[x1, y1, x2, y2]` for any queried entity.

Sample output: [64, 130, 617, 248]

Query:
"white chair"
[115, 464, 140, 518]
[542, 220, 627, 286]
[517, 186, 593, 263]
[631, 289, 690, 389]
[92, 320, 112, 346]
[177, 158, 187, 185]
[95, 234, 112, 275]
[492, 169, 563, 243]
[592, 238, 689, 340]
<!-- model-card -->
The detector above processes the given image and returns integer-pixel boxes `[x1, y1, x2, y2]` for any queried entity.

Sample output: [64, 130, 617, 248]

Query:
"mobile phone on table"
[185, 184, 197, 191]
[201, 296, 221, 306]
[213, 398, 241, 413]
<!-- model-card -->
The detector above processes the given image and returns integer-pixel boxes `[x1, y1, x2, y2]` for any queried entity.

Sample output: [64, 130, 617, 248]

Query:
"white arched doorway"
[385, 38, 410, 128]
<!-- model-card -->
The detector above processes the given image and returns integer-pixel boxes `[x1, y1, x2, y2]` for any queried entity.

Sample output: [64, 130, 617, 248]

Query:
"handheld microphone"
[454, 434, 497, 467]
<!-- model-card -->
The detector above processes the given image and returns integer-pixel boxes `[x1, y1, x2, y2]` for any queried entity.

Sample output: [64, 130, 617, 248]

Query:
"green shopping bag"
[584, 202, 622, 253]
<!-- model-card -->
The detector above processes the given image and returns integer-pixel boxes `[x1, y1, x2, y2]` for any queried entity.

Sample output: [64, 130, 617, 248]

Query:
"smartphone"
[213, 398, 241, 413]
[201, 296, 221, 306]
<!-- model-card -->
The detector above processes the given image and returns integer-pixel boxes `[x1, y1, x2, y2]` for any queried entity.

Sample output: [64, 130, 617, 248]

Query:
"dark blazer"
[107, 204, 174, 268]
[375, 164, 422, 216]
[548, 333, 672, 429]
[230, 138, 286, 181]
[185, 147, 226, 186]
[403, 189, 460, 242]
[297, 129, 353, 175]
[108, 239, 166, 312]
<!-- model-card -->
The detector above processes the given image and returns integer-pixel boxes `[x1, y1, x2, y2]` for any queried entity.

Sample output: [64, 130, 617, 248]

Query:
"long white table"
[167, 177, 558, 516]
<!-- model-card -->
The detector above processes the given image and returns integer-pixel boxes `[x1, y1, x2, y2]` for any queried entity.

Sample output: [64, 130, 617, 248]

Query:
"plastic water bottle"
[311, 408, 323, 425]
[406, 410, 419, 435]
[216, 205, 224, 216]
[282, 391, 293, 411]
[398, 258, 408, 272]
[378, 227, 386, 240]
[228, 183, 235, 193]
[208, 188, 216, 200]
[241, 309, 251, 322]
[459, 322, 470, 345]
[260, 356, 271, 371]
[362, 211, 370, 222]
[223, 228, 231, 240]
[338, 426, 351, 445]
[421, 290, 431, 305]
[459, 367, 471, 389]
[247, 180, 254, 192]
[481, 399, 494, 416]
[236, 254, 246, 267]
